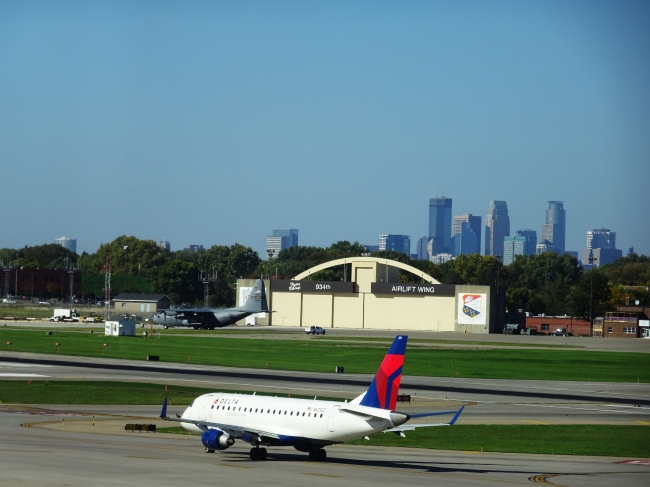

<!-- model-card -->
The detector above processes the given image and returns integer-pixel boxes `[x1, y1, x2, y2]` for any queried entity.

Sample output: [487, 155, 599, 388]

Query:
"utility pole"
[104, 256, 112, 320]
[588, 254, 598, 330]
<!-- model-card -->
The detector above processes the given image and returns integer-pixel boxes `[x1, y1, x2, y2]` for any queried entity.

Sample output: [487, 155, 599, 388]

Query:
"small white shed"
[104, 318, 136, 336]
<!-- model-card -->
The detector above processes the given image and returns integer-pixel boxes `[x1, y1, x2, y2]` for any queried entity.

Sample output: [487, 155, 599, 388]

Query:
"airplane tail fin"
[240, 279, 269, 313]
[357, 335, 407, 410]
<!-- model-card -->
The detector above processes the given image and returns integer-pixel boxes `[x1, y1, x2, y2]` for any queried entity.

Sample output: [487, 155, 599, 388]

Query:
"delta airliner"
[159, 335, 464, 460]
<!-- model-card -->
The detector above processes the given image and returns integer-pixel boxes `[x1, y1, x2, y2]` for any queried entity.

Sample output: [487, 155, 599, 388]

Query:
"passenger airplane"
[152, 278, 270, 329]
[159, 335, 464, 461]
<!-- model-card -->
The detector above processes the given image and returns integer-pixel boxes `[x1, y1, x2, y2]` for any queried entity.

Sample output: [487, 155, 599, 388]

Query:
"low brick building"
[525, 316, 591, 336]
[603, 311, 641, 338]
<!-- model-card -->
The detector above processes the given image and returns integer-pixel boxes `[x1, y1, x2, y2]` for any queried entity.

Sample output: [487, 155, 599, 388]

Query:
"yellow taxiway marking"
[636, 420, 650, 426]
[520, 420, 549, 425]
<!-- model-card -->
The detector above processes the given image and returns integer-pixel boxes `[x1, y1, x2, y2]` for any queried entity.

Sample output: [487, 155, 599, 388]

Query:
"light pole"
[588, 254, 598, 330]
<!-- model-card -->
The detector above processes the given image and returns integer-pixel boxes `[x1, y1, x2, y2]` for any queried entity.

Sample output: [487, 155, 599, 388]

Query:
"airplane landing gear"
[249, 447, 267, 460]
[205, 447, 215, 454]
[308, 449, 327, 461]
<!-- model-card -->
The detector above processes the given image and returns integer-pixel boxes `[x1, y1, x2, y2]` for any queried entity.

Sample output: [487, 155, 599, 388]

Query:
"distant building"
[451, 221, 479, 256]
[587, 229, 616, 250]
[266, 229, 299, 258]
[536, 239, 553, 255]
[431, 253, 454, 264]
[453, 214, 481, 255]
[113, 293, 172, 314]
[158, 241, 170, 251]
[517, 229, 537, 256]
[428, 197, 452, 255]
[55, 237, 77, 254]
[541, 201, 566, 255]
[503, 230, 537, 265]
[485, 201, 510, 257]
[379, 234, 411, 255]
[503, 236, 525, 265]
[416, 236, 431, 260]
[582, 228, 622, 267]
[187, 245, 204, 252]
[628, 246, 634, 256]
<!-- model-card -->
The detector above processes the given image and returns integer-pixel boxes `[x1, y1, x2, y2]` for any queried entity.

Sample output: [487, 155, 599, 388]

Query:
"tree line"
[2, 239, 648, 317]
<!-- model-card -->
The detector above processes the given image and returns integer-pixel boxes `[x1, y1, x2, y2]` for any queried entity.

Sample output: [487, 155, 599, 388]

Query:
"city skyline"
[1, 2, 648, 257]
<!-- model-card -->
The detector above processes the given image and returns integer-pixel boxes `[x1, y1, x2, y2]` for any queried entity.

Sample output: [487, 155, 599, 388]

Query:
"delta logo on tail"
[359, 336, 406, 410]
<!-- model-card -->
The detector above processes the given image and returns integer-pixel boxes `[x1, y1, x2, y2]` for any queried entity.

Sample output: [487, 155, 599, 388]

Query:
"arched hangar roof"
[293, 257, 440, 284]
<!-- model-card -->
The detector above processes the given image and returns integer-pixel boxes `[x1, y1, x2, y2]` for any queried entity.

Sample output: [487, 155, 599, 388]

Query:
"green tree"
[146, 260, 200, 304]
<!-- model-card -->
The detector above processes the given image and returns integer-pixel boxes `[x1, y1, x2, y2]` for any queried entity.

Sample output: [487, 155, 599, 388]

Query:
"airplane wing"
[159, 398, 280, 441]
[384, 406, 464, 435]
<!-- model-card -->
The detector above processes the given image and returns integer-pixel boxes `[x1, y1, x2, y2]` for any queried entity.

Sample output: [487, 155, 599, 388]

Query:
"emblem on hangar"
[462, 294, 483, 319]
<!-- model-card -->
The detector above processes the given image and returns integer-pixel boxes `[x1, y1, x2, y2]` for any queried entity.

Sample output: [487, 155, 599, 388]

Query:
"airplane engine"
[201, 430, 234, 451]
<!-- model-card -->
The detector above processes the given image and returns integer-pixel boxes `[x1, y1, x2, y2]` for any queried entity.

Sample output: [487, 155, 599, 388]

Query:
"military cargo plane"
[152, 279, 269, 329]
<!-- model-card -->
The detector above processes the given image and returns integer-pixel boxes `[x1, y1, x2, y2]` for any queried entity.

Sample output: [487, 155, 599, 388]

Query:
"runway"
[1, 406, 648, 487]
[2, 352, 650, 425]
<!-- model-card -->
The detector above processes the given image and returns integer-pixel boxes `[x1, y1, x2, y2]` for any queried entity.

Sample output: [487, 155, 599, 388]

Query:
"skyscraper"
[582, 228, 621, 266]
[428, 197, 452, 255]
[485, 201, 510, 257]
[452, 221, 480, 256]
[503, 229, 537, 264]
[379, 234, 411, 255]
[55, 237, 77, 254]
[587, 229, 616, 249]
[266, 229, 299, 258]
[541, 201, 566, 255]
[452, 214, 481, 255]
[416, 236, 431, 260]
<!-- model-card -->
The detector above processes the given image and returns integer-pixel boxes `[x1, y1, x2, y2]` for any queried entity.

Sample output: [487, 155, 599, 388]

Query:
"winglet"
[160, 397, 168, 419]
[449, 406, 464, 425]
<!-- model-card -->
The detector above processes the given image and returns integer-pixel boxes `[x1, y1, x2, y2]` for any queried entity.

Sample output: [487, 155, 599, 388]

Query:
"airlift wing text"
[370, 283, 456, 296]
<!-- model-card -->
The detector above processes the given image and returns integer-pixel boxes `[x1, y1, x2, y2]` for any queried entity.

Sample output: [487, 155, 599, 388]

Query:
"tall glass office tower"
[428, 197, 452, 255]
[485, 201, 510, 257]
[541, 201, 565, 255]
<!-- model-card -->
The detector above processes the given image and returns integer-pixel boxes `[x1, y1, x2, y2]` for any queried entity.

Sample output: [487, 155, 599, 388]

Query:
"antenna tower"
[198, 270, 217, 308]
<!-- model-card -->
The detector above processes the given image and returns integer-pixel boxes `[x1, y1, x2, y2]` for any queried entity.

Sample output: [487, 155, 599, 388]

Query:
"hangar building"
[237, 257, 503, 333]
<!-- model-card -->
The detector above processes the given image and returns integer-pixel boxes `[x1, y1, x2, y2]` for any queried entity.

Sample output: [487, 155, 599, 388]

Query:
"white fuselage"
[181, 393, 395, 444]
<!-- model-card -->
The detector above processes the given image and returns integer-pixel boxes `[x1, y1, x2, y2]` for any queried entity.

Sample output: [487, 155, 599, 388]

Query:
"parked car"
[38, 301, 51, 306]
[2, 298, 16, 304]
[305, 326, 326, 335]
[552, 328, 569, 337]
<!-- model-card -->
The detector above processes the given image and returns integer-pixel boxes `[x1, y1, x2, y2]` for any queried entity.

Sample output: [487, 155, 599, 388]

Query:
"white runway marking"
[0, 362, 51, 368]
[0, 373, 49, 377]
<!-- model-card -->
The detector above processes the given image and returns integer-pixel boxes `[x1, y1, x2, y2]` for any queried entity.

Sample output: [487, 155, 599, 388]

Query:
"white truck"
[50, 309, 80, 322]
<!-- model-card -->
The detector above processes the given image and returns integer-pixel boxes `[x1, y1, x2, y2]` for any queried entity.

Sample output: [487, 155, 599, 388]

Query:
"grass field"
[0, 380, 341, 405]
[0, 330, 648, 382]
[157, 424, 650, 458]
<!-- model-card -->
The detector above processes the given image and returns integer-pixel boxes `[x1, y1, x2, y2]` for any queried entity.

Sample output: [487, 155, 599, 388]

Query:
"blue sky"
[1, 1, 648, 258]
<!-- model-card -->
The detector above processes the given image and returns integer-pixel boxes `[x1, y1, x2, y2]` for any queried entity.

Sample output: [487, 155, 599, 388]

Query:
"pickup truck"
[305, 326, 326, 335]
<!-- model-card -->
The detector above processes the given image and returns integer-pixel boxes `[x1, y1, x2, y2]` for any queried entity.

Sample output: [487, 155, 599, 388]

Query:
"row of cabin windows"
[210, 404, 323, 418]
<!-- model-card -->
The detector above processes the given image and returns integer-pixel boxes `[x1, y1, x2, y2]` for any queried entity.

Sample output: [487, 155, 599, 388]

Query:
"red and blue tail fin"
[359, 335, 407, 410]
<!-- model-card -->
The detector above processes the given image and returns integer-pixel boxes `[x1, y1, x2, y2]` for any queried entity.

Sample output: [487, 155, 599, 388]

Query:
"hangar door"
[302, 293, 332, 328]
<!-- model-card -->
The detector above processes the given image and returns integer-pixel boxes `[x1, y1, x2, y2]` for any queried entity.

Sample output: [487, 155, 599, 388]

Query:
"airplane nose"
[389, 412, 410, 427]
